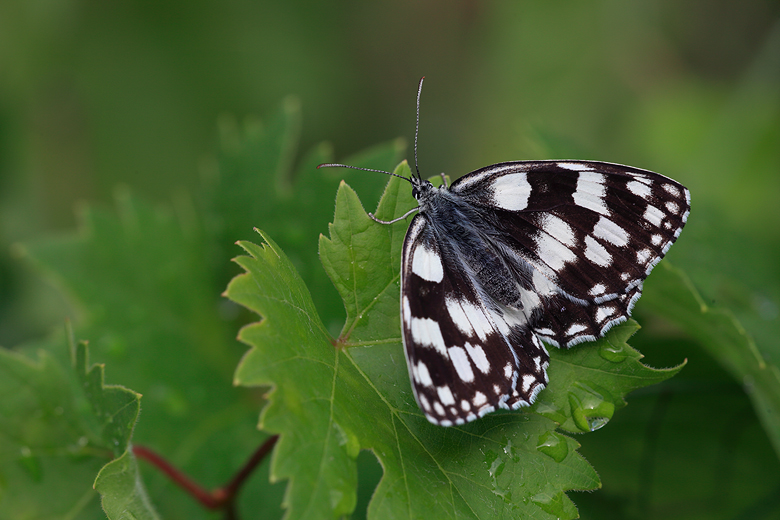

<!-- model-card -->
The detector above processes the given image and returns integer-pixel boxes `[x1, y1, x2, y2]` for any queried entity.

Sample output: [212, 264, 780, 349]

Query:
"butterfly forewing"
[400, 160, 689, 426]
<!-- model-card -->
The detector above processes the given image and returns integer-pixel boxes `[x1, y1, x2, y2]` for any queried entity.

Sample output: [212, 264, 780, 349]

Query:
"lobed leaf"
[0, 331, 154, 519]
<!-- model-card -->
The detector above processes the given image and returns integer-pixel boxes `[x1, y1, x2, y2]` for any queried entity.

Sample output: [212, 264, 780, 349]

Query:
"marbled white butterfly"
[319, 78, 690, 426]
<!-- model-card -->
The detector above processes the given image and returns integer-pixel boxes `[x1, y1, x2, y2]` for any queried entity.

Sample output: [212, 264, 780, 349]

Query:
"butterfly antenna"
[413, 76, 424, 181]
[317, 163, 411, 183]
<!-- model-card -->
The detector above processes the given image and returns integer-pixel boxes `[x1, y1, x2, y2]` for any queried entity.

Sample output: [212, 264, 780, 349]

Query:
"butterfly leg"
[368, 207, 419, 225]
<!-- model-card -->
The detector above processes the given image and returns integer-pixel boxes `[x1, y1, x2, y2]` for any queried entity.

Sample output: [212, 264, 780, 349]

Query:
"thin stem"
[133, 435, 280, 515]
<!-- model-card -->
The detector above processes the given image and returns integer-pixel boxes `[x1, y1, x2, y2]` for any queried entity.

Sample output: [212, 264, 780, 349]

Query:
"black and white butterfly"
[320, 78, 690, 426]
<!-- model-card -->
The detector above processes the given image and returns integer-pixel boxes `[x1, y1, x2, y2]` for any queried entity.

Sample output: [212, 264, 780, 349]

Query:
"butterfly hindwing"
[400, 216, 549, 426]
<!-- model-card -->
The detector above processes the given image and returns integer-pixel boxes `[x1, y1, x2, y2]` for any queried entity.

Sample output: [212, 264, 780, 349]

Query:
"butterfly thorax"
[413, 181, 528, 311]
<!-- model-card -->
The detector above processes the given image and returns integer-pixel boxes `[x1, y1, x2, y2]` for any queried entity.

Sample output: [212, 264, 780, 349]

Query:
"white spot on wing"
[473, 391, 487, 407]
[411, 244, 443, 283]
[410, 317, 447, 355]
[416, 361, 433, 387]
[437, 385, 455, 406]
[596, 305, 617, 323]
[521, 374, 536, 392]
[665, 201, 679, 214]
[535, 215, 577, 271]
[465, 342, 491, 374]
[584, 235, 612, 267]
[445, 296, 475, 337]
[593, 216, 628, 247]
[448, 346, 474, 383]
[459, 300, 492, 342]
[573, 171, 609, 215]
[566, 323, 588, 336]
[541, 214, 576, 246]
[589, 283, 606, 296]
[663, 183, 680, 197]
[557, 162, 592, 171]
[490, 172, 532, 211]
[402, 296, 411, 322]
[627, 180, 652, 199]
[643, 205, 665, 227]
[433, 401, 445, 416]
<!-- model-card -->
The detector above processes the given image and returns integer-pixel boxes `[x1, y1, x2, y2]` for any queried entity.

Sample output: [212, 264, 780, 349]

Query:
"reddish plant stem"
[133, 435, 279, 512]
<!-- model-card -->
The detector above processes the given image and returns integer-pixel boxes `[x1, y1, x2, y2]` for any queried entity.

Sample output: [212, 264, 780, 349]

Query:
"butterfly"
[319, 78, 690, 426]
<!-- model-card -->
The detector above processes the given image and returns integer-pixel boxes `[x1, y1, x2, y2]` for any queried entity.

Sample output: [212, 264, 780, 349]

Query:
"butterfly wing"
[450, 160, 690, 347]
[399, 160, 689, 426]
[400, 215, 549, 426]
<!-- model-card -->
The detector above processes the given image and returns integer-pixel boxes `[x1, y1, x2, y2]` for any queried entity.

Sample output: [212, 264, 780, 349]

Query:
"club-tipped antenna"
[316, 163, 411, 183]
[414, 76, 425, 181]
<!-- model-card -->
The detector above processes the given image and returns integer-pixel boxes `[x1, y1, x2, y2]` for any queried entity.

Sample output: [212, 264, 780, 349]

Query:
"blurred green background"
[1, 1, 779, 519]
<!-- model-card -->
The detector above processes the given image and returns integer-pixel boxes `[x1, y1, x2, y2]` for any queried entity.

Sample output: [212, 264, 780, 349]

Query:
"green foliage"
[642, 263, 780, 458]
[225, 163, 685, 519]
[3, 88, 777, 519]
[0, 330, 155, 519]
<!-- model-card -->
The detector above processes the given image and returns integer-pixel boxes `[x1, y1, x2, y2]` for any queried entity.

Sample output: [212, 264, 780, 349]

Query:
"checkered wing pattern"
[401, 161, 689, 426]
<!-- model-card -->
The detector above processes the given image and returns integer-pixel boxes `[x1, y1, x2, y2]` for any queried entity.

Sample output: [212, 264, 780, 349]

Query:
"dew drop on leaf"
[530, 491, 568, 517]
[536, 431, 569, 463]
[599, 342, 629, 362]
[568, 382, 615, 432]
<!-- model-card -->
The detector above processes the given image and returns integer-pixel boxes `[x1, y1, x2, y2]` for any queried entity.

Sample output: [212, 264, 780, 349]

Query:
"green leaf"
[73, 339, 158, 520]
[228, 161, 684, 519]
[642, 262, 780, 458]
[0, 331, 154, 519]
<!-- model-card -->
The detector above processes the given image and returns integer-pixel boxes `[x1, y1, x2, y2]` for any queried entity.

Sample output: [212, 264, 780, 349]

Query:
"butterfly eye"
[412, 187, 420, 199]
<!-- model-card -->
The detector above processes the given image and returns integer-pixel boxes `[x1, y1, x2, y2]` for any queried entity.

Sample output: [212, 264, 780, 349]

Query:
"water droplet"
[531, 491, 568, 517]
[532, 399, 568, 424]
[488, 454, 505, 478]
[587, 416, 610, 431]
[333, 422, 360, 458]
[568, 382, 615, 432]
[492, 485, 513, 503]
[599, 343, 629, 362]
[536, 431, 569, 462]
[502, 437, 520, 463]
